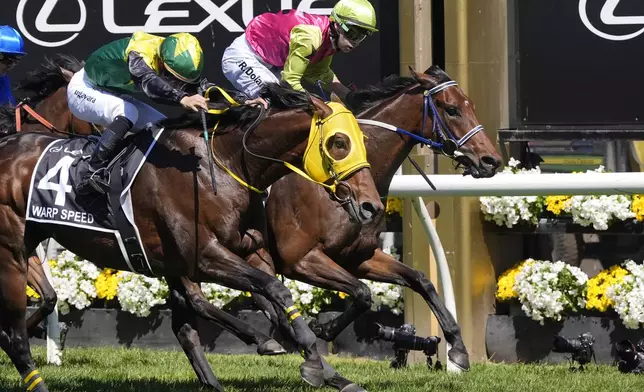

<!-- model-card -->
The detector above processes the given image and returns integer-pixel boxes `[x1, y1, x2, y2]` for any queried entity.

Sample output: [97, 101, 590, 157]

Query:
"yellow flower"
[385, 197, 403, 216]
[585, 265, 628, 312]
[545, 196, 570, 216]
[26, 285, 41, 299]
[632, 195, 644, 221]
[338, 292, 348, 300]
[95, 269, 122, 301]
[495, 259, 533, 302]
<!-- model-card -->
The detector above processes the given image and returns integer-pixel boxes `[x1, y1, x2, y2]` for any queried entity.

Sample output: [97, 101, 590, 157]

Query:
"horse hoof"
[340, 383, 367, 392]
[447, 349, 470, 372]
[201, 379, 225, 392]
[257, 339, 287, 356]
[308, 319, 324, 337]
[300, 362, 325, 388]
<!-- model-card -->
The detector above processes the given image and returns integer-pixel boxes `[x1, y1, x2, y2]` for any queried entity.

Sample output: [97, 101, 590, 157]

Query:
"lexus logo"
[579, 0, 644, 41]
[16, 0, 333, 48]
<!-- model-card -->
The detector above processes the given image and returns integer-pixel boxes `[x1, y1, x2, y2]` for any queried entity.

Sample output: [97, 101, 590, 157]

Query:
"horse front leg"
[284, 246, 373, 343]
[175, 276, 286, 355]
[197, 238, 328, 389]
[356, 248, 470, 371]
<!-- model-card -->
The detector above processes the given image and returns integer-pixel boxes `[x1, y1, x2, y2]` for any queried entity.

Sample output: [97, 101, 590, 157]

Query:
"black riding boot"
[76, 116, 133, 195]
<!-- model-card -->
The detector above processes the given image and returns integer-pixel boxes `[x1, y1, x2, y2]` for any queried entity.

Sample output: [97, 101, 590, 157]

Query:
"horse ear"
[310, 96, 333, 118]
[60, 67, 74, 83]
[409, 67, 433, 88]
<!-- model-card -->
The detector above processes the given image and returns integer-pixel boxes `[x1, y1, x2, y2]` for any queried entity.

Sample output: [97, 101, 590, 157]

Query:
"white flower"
[117, 273, 169, 317]
[607, 261, 644, 329]
[565, 194, 634, 230]
[201, 282, 243, 309]
[48, 250, 100, 313]
[514, 259, 587, 324]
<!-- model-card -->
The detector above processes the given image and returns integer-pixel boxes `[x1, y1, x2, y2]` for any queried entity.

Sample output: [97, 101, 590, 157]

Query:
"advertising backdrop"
[1, 0, 399, 93]
[514, 0, 644, 127]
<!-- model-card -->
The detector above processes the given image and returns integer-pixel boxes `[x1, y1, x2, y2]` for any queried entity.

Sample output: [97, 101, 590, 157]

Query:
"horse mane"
[15, 54, 83, 102]
[348, 64, 453, 112]
[0, 107, 16, 136]
[160, 82, 314, 131]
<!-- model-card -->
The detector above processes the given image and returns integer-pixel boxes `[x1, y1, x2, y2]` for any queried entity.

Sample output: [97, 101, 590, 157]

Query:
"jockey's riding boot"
[76, 116, 133, 196]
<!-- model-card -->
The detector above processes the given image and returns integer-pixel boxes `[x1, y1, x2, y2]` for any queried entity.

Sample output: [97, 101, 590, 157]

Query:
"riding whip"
[200, 109, 217, 195]
[407, 156, 437, 191]
[198, 83, 217, 195]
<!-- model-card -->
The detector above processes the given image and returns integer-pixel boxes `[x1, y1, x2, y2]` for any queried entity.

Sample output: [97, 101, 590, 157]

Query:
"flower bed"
[480, 158, 640, 230]
[495, 258, 644, 328]
[31, 250, 404, 318]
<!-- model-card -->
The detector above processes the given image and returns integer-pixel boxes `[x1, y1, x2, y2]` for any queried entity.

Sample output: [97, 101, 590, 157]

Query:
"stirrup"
[78, 167, 110, 195]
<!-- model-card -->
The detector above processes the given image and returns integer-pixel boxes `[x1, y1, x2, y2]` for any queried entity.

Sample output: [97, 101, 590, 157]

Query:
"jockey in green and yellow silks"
[221, 0, 378, 108]
[67, 32, 207, 195]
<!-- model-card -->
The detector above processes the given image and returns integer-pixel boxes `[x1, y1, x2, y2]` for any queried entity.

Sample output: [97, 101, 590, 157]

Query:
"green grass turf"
[1, 347, 644, 391]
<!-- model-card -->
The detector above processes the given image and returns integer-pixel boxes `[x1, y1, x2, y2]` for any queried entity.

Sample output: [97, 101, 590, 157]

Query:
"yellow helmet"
[330, 0, 378, 35]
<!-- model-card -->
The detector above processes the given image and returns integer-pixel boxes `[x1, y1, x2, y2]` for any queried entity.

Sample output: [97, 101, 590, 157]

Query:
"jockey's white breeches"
[67, 68, 166, 131]
[221, 34, 281, 99]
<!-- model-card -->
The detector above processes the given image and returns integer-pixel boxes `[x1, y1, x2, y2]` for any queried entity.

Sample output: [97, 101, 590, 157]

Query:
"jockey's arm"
[282, 25, 324, 93]
[128, 51, 188, 104]
[303, 59, 350, 101]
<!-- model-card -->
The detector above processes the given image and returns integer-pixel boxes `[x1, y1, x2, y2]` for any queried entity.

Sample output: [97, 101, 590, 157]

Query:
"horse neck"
[359, 94, 422, 196]
[33, 88, 71, 131]
[219, 110, 312, 191]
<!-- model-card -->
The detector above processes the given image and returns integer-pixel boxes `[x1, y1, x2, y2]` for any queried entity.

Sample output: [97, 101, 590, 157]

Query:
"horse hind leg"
[357, 248, 470, 371]
[0, 249, 49, 392]
[25, 256, 57, 340]
[167, 278, 224, 391]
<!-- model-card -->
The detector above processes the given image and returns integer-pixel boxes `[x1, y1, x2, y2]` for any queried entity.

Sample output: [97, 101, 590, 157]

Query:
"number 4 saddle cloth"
[26, 127, 165, 275]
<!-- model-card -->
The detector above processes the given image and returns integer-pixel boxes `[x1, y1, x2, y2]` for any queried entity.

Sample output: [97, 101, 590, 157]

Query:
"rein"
[354, 80, 484, 191]
[205, 97, 363, 199]
[356, 81, 484, 157]
[15, 98, 78, 137]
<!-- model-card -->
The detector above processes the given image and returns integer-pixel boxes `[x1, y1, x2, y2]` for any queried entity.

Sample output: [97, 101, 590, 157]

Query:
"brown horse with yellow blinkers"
[243, 66, 502, 372]
[0, 81, 382, 392]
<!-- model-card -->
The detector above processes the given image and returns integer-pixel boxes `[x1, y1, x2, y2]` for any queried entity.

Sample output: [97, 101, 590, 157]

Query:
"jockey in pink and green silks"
[222, 0, 378, 108]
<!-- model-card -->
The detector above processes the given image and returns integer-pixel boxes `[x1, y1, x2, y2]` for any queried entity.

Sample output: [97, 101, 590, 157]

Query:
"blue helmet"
[0, 26, 26, 55]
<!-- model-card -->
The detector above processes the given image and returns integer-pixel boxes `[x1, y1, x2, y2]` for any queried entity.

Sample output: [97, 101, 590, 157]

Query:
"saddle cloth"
[26, 127, 165, 275]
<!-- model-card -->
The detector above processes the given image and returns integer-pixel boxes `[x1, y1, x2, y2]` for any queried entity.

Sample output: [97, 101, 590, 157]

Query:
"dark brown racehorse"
[0, 84, 382, 392]
[237, 66, 502, 372]
[2, 58, 305, 390]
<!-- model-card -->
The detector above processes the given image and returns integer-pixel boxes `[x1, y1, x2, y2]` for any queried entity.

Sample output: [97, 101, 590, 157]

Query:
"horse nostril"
[360, 201, 379, 219]
[481, 155, 501, 169]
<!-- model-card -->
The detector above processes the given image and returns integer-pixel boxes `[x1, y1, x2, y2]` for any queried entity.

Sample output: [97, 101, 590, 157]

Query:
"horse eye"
[446, 106, 460, 117]
[335, 139, 347, 149]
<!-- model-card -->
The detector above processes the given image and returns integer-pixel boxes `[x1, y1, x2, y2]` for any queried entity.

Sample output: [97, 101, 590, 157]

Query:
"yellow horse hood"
[303, 102, 370, 184]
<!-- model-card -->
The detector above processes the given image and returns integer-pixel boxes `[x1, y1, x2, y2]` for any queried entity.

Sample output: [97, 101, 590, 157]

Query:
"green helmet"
[330, 0, 378, 34]
[159, 33, 204, 84]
